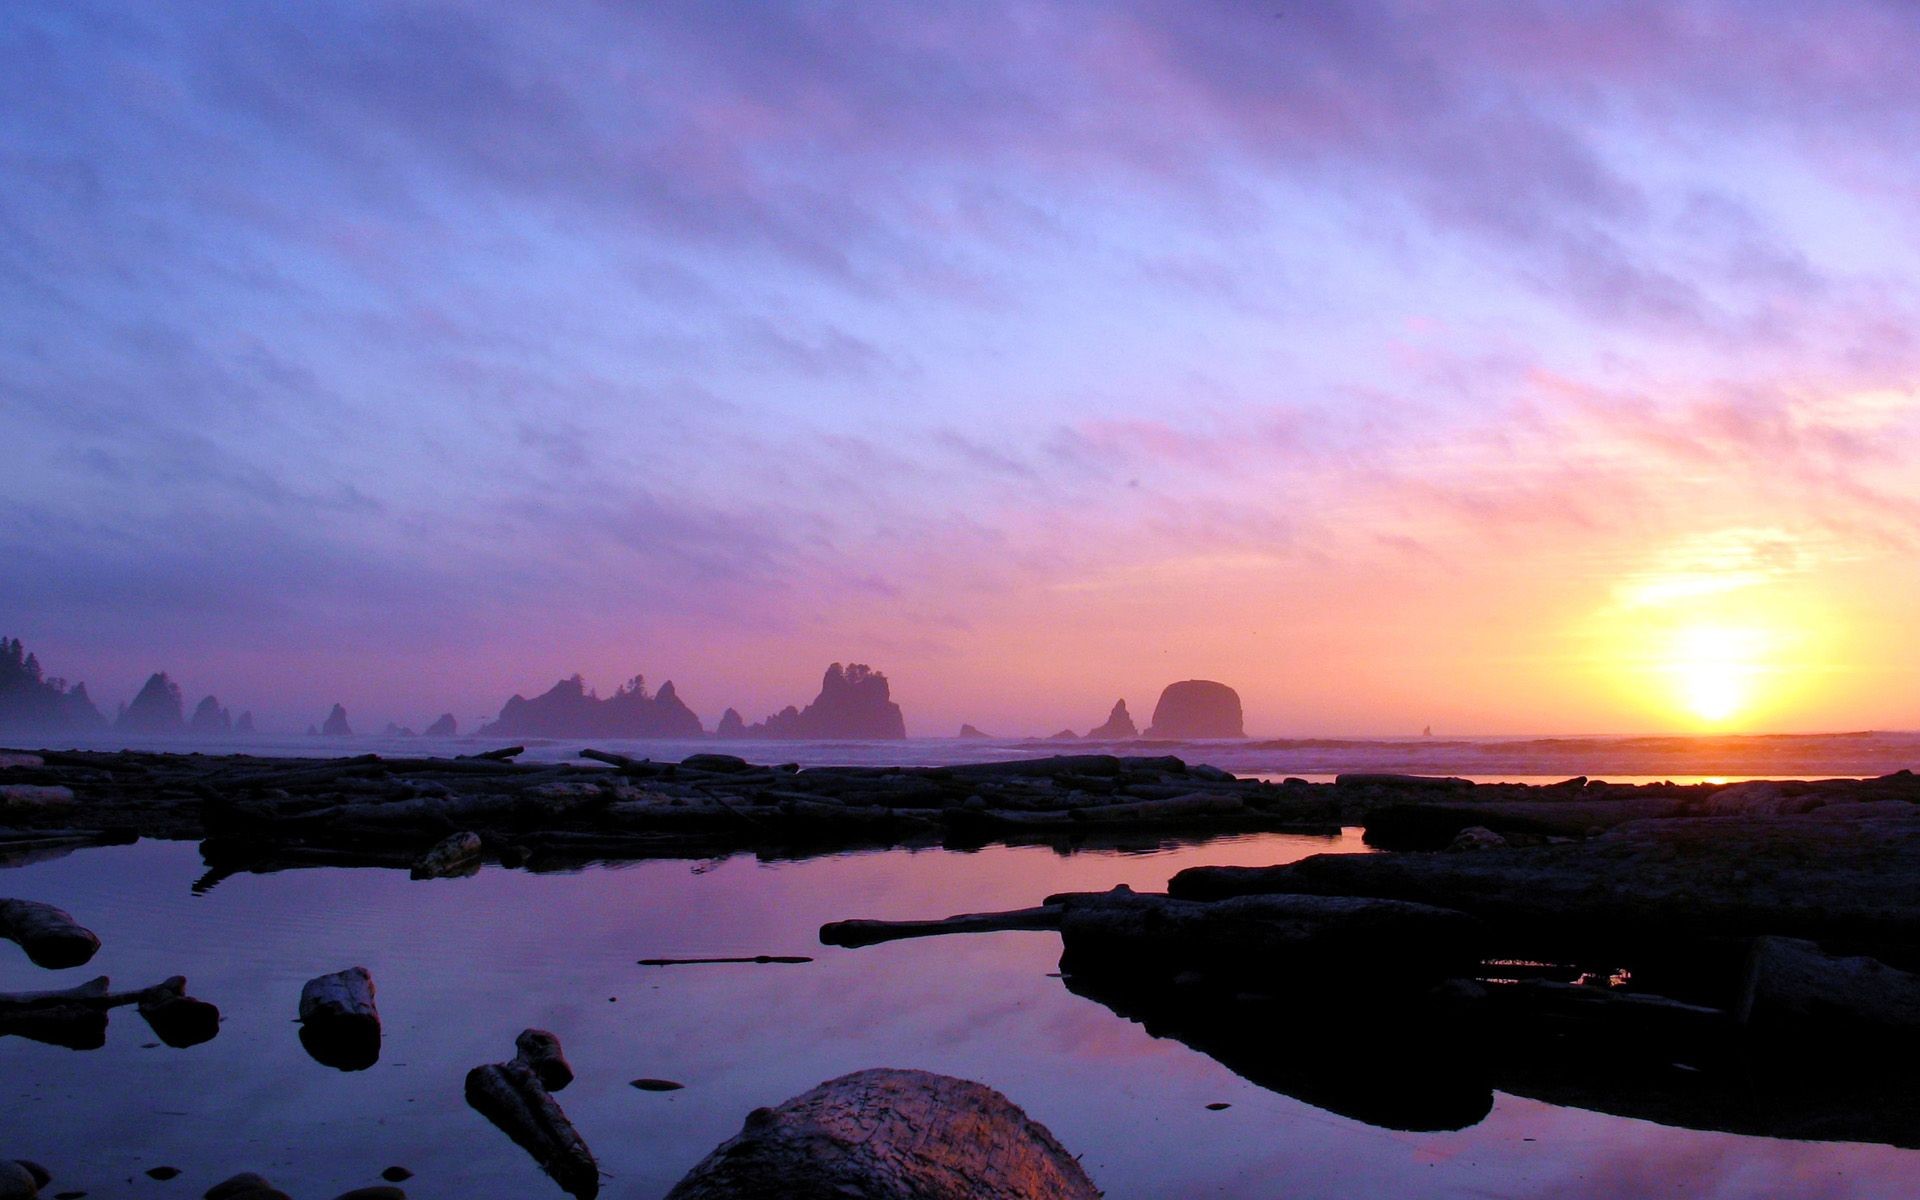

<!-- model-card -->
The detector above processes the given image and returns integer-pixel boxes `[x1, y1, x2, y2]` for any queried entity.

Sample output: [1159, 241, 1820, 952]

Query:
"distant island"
[479, 675, 704, 739]
[718, 663, 907, 740]
[1, 635, 1253, 744]
[0, 637, 105, 733]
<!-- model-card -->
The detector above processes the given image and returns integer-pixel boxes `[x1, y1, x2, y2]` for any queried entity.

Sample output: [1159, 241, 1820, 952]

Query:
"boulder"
[1144, 680, 1244, 739]
[665, 1069, 1099, 1200]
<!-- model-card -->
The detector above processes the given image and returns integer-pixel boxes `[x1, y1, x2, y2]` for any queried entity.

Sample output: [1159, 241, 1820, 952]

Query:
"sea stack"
[424, 712, 458, 737]
[321, 704, 353, 737]
[742, 664, 907, 740]
[116, 672, 186, 734]
[1085, 699, 1137, 739]
[1144, 680, 1244, 739]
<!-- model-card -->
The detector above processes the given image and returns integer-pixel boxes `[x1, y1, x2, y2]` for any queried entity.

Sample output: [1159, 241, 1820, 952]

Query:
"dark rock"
[320, 704, 352, 737]
[956, 724, 991, 739]
[234, 711, 255, 734]
[664, 1069, 1099, 1200]
[204, 1173, 289, 1200]
[423, 713, 457, 738]
[145, 1167, 180, 1181]
[1085, 699, 1137, 740]
[480, 674, 704, 739]
[744, 664, 907, 740]
[0, 1160, 40, 1200]
[379, 1168, 412, 1183]
[329, 1189, 404, 1200]
[117, 673, 187, 735]
[1144, 681, 1244, 739]
[630, 1078, 685, 1091]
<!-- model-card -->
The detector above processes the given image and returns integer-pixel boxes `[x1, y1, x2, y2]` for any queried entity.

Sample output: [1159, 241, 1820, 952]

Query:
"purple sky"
[6, 2, 1920, 736]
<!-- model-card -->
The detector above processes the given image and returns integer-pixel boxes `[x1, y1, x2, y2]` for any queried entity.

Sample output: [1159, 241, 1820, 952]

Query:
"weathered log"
[459, 746, 525, 761]
[1056, 886, 1481, 989]
[0, 975, 215, 1050]
[821, 906, 1064, 948]
[638, 955, 812, 966]
[410, 831, 483, 880]
[1737, 936, 1920, 1038]
[466, 1058, 598, 1199]
[514, 1027, 574, 1091]
[139, 975, 221, 1047]
[299, 967, 380, 1070]
[1068, 792, 1243, 823]
[665, 1069, 1099, 1200]
[0, 898, 100, 968]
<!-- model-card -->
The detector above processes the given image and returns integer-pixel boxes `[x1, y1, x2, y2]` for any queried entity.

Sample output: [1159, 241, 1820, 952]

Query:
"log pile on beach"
[0, 748, 1356, 875]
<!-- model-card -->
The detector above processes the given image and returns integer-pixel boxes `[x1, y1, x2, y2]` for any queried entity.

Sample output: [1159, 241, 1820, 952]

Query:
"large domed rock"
[666, 1068, 1099, 1200]
[1145, 680, 1244, 739]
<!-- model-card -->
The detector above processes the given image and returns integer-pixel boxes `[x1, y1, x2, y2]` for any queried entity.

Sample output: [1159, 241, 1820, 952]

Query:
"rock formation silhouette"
[957, 723, 992, 739]
[187, 695, 232, 735]
[741, 664, 906, 739]
[117, 672, 187, 735]
[1145, 680, 1244, 739]
[424, 713, 458, 737]
[321, 704, 353, 737]
[716, 708, 747, 739]
[0, 638, 105, 733]
[1049, 729, 1079, 740]
[1086, 699, 1137, 740]
[479, 674, 705, 739]
[234, 711, 256, 734]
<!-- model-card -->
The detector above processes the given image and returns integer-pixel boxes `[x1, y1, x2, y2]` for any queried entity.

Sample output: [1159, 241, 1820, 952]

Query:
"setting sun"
[1668, 624, 1764, 724]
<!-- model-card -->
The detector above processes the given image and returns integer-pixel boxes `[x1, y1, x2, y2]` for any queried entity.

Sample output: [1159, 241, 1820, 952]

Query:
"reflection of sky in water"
[2, 836, 1917, 1199]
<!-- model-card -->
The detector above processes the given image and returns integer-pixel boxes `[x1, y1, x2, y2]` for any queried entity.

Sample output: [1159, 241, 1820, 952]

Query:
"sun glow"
[1664, 623, 1774, 726]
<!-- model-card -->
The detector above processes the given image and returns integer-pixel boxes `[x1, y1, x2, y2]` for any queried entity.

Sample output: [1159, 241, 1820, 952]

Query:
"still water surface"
[5, 833, 1919, 1199]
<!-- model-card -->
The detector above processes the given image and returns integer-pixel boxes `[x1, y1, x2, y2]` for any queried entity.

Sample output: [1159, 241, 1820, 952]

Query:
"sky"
[5, 1, 1920, 737]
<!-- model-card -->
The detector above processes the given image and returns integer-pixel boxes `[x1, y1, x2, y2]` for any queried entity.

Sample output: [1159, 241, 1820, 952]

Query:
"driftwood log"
[298, 967, 380, 1070]
[665, 1068, 1099, 1200]
[410, 830, 483, 879]
[514, 1027, 574, 1092]
[0, 899, 100, 968]
[466, 1052, 598, 1199]
[0, 975, 216, 1050]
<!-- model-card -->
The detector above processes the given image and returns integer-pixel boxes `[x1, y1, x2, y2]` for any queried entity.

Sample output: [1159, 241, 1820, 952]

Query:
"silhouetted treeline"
[0, 637, 105, 733]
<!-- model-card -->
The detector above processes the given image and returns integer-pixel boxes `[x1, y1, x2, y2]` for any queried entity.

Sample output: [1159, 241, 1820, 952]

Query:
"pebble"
[379, 1168, 412, 1183]
[1205, 1102, 1231, 1111]
[630, 1078, 685, 1091]
[145, 1167, 181, 1181]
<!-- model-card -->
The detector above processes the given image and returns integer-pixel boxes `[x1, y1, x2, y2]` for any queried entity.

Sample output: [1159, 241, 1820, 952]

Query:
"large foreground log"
[466, 1057, 598, 1198]
[0, 899, 100, 968]
[665, 1069, 1099, 1200]
[299, 967, 380, 1070]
